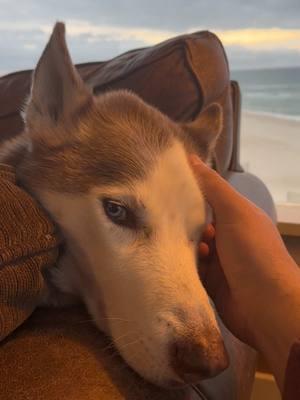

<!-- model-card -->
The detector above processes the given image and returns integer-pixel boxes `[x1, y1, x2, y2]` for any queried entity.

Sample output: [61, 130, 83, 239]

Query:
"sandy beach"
[240, 112, 300, 204]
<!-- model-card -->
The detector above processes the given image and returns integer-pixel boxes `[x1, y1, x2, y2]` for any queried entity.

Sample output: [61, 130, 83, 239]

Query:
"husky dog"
[0, 23, 254, 395]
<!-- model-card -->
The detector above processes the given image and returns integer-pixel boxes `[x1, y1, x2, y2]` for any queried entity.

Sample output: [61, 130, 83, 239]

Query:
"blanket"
[0, 163, 59, 341]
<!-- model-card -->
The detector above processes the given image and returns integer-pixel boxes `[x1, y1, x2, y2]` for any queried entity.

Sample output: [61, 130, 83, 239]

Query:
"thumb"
[189, 154, 252, 222]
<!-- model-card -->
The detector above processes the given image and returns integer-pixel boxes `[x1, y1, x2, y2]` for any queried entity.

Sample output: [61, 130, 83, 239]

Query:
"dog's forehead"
[78, 91, 179, 187]
[135, 140, 205, 222]
[90, 90, 176, 143]
[23, 91, 180, 192]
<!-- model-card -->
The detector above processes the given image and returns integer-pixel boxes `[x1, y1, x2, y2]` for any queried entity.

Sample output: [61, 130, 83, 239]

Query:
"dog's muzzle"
[169, 328, 229, 384]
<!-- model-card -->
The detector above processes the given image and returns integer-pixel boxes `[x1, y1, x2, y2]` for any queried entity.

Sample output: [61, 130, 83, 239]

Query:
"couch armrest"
[229, 81, 243, 173]
[226, 171, 277, 222]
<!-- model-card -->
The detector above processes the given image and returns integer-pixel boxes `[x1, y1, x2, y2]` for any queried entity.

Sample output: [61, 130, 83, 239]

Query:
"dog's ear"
[181, 103, 223, 164]
[25, 22, 92, 143]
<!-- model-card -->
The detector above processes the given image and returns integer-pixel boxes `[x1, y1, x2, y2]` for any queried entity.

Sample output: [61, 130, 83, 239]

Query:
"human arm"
[190, 155, 300, 392]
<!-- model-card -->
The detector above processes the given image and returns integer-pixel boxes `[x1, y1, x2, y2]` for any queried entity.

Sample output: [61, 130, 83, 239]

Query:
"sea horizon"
[243, 109, 300, 122]
[231, 66, 300, 119]
[231, 65, 300, 73]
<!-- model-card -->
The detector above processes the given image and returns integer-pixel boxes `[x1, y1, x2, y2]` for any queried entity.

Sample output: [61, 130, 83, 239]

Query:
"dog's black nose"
[170, 334, 229, 383]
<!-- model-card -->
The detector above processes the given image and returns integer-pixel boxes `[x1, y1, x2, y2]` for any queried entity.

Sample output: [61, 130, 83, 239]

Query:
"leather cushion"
[0, 31, 232, 172]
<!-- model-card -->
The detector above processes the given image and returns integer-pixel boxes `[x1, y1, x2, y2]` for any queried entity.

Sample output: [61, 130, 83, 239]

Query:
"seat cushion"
[0, 305, 192, 400]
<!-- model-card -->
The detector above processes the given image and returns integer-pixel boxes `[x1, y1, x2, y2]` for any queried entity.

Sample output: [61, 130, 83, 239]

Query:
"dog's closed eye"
[102, 198, 138, 229]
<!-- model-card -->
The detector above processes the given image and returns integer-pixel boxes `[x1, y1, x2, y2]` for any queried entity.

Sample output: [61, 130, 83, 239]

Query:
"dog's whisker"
[101, 330, 138, 353]
[112, 331, 137, 344]
[101, 341, 115, 353]
[109, 349, 141, 373]
[118, 338, 141, 350]
[102, 341, 141, 364]
[76, 317, 132, 324]
[76, 319, 96, 324]
[102, 350, 122, 362]
[103, 318, 132, 323]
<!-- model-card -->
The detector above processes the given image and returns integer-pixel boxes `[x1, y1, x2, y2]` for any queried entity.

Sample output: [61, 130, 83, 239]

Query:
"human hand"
[191, 155, 300, 390]
[198, 223, 215, 260]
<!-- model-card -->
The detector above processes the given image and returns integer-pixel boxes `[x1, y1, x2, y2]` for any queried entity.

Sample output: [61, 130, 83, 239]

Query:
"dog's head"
[21, 23, 228, 386]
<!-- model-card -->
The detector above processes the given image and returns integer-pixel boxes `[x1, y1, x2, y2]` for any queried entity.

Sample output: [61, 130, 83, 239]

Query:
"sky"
[1, 0, 300, 75]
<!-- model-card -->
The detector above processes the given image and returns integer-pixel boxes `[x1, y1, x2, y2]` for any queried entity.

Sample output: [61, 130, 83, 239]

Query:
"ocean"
[231, 67, 300, 120]
[231, 67, 300, 206]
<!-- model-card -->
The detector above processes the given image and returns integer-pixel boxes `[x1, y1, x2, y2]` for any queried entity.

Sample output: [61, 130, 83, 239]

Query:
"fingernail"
[189, 154, 201, 166]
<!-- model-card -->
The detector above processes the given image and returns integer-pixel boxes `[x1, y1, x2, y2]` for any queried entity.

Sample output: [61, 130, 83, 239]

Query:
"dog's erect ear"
[25, 22, 92, 141]
[181, 103, 223, 163]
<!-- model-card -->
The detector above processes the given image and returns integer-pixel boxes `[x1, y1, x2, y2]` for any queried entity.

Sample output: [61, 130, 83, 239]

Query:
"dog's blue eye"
[103, 199, 127, 222]
[102, 198, 139, 230]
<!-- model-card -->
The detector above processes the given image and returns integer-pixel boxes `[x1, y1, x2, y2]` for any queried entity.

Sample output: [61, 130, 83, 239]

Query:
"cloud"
[0, 25, 145, 74]
[0, 0, 300, 74]
[40, 20, 176, 45]
[1, 0, 300, 30]
[40, 20, 300, 52]
[216, 28, 300, 51]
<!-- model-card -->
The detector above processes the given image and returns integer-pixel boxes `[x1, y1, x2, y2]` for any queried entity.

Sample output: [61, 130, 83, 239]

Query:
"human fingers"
[198, 224, 215, 259]
[198, 242, 210, 259]
[202, 223, 215, 242]
[189, 154, 255, 223]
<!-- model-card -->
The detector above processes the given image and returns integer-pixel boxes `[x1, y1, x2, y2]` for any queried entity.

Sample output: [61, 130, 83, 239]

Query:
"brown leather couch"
[0, 31, 276, 399]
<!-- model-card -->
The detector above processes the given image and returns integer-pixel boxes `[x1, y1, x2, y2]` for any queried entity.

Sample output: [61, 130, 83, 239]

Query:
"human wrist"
[251, 264, 300, 390]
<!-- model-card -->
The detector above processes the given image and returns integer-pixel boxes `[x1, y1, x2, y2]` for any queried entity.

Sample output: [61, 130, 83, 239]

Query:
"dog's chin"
[156, 373, 206, 389]
[114, 349, 182, 389]
[125, 359, 189, 390]
[132, 373, 187, 390]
